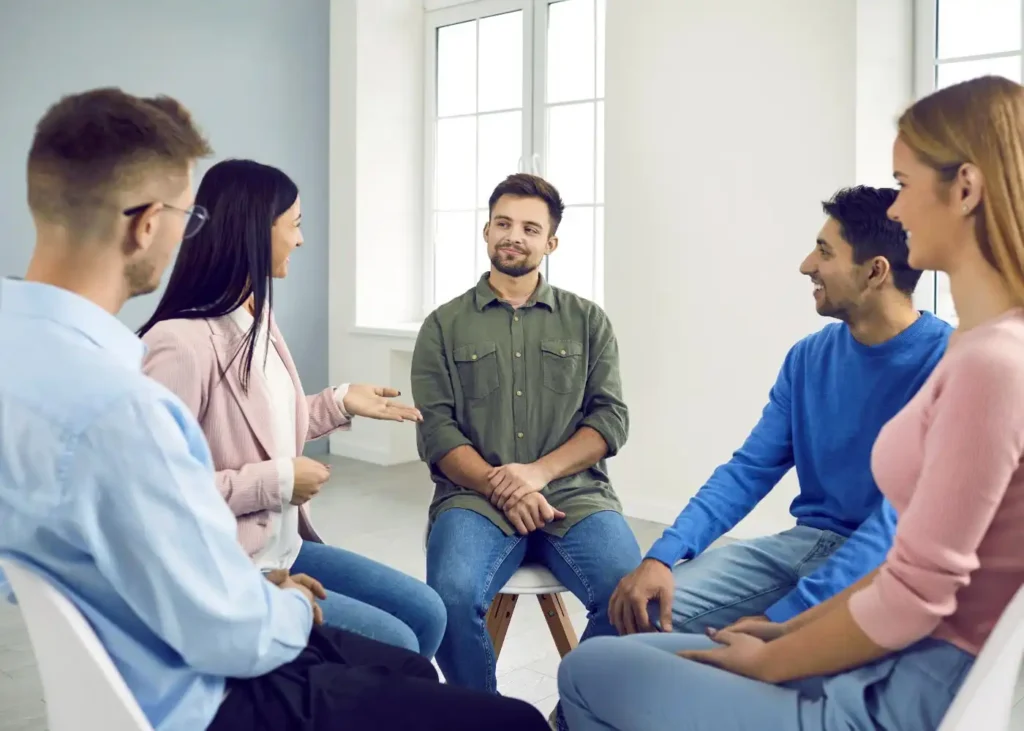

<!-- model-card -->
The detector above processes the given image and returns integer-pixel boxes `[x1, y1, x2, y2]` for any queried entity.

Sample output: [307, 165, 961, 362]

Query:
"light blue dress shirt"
[0, 279, 313, 731]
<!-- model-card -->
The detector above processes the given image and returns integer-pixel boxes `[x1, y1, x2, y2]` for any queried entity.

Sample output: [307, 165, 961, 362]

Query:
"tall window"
[425, 0, 606, 309]
[916, 0, 1024, 325]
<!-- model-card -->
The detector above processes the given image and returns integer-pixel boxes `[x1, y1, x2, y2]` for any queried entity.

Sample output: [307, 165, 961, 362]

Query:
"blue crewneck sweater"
[647, 311, 952, 619]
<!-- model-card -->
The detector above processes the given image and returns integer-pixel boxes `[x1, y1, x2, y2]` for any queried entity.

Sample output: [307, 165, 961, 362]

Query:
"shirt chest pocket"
[541, 339, 584, 394]
[453, 342, 500, 400]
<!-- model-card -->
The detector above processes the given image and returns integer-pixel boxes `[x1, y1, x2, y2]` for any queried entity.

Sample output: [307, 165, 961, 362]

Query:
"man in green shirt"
[412, 173, 641, 693]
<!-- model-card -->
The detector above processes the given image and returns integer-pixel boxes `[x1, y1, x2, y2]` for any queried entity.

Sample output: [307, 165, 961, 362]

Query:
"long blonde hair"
[898, 75, 1024, 304]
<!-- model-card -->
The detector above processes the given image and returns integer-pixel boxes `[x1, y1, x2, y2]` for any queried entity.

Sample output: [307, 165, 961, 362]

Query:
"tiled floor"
[2, 455, 1024, 729]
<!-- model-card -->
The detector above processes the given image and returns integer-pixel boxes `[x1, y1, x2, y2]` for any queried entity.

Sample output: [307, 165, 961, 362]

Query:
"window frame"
[912, 0, 1024, 323]
[422, 0, 604, 314]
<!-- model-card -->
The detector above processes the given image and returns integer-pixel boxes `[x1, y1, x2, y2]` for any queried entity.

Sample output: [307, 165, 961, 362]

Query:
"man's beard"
[491, 249, 540, 278]
[125, 256, 159, 297]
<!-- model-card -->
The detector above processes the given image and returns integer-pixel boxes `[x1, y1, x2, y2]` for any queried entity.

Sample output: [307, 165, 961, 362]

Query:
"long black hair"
[138, 159, 299, 392]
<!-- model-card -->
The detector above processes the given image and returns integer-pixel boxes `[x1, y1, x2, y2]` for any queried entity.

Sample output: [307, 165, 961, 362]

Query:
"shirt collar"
[0, 278, 146, 369]
[226, 304, 275, 343]
[473, 273, 555, 311]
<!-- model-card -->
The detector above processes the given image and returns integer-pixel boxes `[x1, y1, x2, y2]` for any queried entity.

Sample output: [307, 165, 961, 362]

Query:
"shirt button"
[516, 390, 523, 396]
[514, 316, 519, 322]
[517, 432, 524, 439]
[560, 349, 567, 355]
[471, 354, 478, 360]
[515, 351, 521, 358]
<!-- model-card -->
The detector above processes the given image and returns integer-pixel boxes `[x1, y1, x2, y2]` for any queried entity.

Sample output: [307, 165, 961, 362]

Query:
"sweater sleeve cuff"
[764, 592, 811, 623]
[333, 383, 351, 420]
[644, 536, 686, 567]
[848, 584, 916, 650]
[275, 458, 294, 506]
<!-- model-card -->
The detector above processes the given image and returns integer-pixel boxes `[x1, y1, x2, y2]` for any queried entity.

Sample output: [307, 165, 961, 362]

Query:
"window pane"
[478, 11, 524, 113]
[934, 272, 959, 326]
[477, 111, 522, 207]
[434, 212, 478, 305]
[596, 0, 606, 98]
[547, 206, 595, 299]
[436, 116, 477, 210]
[546, 102, 596, 205]
[936, 55, 1022, 89]
[437, 21, 477, 117]
[596, 101, 604, 205]
[913, 270, 937, 314]
[937, 0, 1021, 60]
[546, 0, 596, 104]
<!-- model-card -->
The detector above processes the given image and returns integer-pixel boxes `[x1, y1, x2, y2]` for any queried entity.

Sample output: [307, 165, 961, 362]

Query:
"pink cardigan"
[141, 315, 350, 557]
[851, 309, 1024, 655]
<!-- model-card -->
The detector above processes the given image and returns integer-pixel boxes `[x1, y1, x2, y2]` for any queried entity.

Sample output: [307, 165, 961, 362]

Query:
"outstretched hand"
[342, 384, 423, 422]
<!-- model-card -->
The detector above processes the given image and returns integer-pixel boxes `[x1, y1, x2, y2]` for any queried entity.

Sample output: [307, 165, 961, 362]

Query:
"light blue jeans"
[426, 508, 642, 692]
[290, 540, 447, 658]
[662, 525, 846, 631]
[558, 632, 974, 730]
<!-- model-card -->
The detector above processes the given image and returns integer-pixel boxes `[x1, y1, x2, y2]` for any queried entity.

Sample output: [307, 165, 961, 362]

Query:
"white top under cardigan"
[227, 307, 348, 570]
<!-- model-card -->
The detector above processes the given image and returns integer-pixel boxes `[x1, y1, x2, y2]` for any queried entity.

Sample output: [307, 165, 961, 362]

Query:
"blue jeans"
[426, 509, 641, 692]
[558, 632, 973, 730]
[290, 540, 447, 658]
[662, 525, 846, 632]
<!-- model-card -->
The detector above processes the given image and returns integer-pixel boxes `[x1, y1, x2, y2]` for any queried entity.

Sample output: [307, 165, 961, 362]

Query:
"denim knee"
[428, 561, 487, 618]
[409, 584, 448, 658]
[375, 618, 421, 654]
[557, 637, 617, 704]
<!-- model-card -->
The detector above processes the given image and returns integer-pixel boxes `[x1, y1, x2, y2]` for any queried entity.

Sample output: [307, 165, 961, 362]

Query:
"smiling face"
[484, 194, 558, 278]
[887, 136, 978, 274]
[798, 217, 872, 320]
[270, 196, 303, 278]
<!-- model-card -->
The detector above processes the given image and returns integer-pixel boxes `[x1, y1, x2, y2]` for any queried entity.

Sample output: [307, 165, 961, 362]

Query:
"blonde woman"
[557, 75, 1024, 731]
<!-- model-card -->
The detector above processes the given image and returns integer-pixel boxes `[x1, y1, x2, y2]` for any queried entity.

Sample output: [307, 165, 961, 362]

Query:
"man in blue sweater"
[609, 186, 952, 635]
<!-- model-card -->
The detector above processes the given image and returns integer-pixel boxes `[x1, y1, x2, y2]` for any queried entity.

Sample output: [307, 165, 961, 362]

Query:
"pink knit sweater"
[849, 308, 1024, 655]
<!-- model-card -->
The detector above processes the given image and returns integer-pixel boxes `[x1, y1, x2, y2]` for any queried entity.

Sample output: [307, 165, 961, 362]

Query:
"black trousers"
[208, 625, 550, 731]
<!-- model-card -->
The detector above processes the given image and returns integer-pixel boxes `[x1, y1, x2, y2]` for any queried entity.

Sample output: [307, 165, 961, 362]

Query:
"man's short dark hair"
[822, 186, 921, 294]
[27, 87, 212, 230]
[487, 173, 565, 234]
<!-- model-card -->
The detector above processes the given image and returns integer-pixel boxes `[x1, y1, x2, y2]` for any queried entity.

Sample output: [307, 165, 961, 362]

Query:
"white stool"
[423, 524, 579, 659]
[486, 564, 579, 660]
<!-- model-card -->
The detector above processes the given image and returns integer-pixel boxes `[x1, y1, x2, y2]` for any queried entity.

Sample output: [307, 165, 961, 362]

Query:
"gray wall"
[0, 0, 331, 449]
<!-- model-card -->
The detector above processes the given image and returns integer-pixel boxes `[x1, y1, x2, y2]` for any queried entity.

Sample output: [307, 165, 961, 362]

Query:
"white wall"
[329, 0, 915, 538]
[603, 0, 912, 538]
[329, 0, 424, 465]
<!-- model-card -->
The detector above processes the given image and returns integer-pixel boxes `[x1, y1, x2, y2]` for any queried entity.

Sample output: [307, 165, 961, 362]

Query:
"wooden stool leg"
[537, 592, 579, 658]
[486, 593, 518, 660]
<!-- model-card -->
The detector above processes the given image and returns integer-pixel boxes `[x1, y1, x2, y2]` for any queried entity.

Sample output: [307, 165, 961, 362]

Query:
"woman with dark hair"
[140, 159, 446, 658]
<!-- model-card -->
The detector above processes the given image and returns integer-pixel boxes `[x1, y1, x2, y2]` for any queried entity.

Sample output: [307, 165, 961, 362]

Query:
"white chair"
[0, 558, 153, 731]
[485, 563, 579, 659]
[938, 583, 1024, 730]
[422, 526, 578, 659]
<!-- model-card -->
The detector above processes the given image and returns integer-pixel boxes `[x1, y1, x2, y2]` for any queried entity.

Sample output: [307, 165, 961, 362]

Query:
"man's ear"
[124, 202, 162, 255]
[482, 221, 490, 241]
[867, 255, 891, 289]
[546, 235, 559, 255]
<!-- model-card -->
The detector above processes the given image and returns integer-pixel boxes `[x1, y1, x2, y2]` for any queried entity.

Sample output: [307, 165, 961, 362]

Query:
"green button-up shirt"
[411, 274, 627, 537]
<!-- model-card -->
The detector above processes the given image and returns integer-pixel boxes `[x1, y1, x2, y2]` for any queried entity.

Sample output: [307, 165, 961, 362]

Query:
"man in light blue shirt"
[0, 88, 546, 731]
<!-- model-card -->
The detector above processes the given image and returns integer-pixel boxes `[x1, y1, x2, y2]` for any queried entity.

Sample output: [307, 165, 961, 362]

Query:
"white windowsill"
[350, 322, 423, 339]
